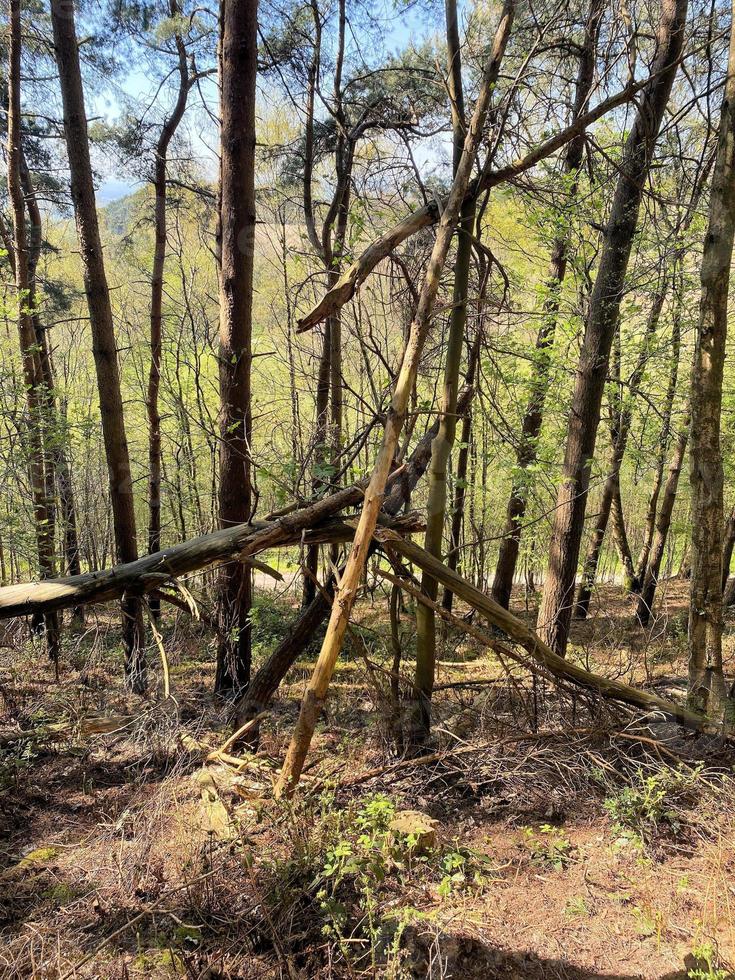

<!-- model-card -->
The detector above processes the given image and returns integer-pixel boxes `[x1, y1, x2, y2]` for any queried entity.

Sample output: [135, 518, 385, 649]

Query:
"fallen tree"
[386, 537, 717, 735]
[1, 458, 720, 739]
[0, 473, 415, 619]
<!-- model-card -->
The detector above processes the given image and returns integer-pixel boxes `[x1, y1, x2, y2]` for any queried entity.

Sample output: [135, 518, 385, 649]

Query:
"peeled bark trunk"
[215, 0, 258, 696]
[491, 0, 604, 610]
[687, 12, 735, 717]
[51, 0, 145, 689]
[537, 0, 687, 657]
[275, 0, 515, 798]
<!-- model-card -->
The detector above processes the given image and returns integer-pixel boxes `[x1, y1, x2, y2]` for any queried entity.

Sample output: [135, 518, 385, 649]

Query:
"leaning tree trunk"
[7, 0, 59, 665]
[610, 484, 636, 591]
[491, 0, 604, 610]
[275, 0, 515, 798]
[537, 0, 687, 657]
[215, 0, 258, 696]
[51, 0, 145, 690]
[574, 287, 665, 618]
[147, 11, 189, 618]
[687, 9, 735, 718]
[413, 0, 482, 746]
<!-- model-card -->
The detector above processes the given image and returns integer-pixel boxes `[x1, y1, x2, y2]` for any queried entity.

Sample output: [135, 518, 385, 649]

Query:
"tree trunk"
[636, 421, 689, 626]
[492, 0, 604, 610]
[574, 288, 665, 617]
[20, 149, 83, 620]
[634, 277, 683, 590]
[51, 0, 145, 689]
[442, 328, 482, 612]
[7, 0, 60, 665]
[537, 0, 687, 656]
[413, 0, 480, 745]
[275, 0, 515, 798]
[610, 483, 636, 591]
[215, 0, 258, 696]
[148, 8, 189, 610]
[687, 8, 735, 717]
[721, 504, 735, 590]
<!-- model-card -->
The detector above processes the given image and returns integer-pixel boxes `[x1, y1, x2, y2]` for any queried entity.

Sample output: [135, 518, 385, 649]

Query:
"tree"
[275, 0, 516, 797]
[215, 0, 258, 695]
[7, 0, 60, 664]
[491, 0, 604, 610]
[687, 0, 735, 718]
[51, 0, 145, 690]
[536, 0, 688, 657]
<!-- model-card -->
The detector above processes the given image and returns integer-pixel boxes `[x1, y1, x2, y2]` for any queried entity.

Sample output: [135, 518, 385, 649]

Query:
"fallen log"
[385, 539, 720, 736]
[0, 475, 414, 620]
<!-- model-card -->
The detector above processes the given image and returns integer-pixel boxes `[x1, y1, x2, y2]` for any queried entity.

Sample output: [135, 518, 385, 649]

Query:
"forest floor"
[1, 575, 734, 979]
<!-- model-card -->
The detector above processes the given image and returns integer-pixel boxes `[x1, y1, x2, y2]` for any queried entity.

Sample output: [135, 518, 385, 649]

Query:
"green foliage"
[521, 824, 574, 870]
[687, 942, 730, 980]
[260, 792, 493, 972]
[603, 765, 703, 841]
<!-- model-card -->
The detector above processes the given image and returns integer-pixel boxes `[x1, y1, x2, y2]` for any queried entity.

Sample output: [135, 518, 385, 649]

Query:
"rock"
[389, 810, 439, 855]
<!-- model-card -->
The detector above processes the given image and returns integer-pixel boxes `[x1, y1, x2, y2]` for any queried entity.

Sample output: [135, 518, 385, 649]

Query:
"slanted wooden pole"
[275, 0, 516, 798]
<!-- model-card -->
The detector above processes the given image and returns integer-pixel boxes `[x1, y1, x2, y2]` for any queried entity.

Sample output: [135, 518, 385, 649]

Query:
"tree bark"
[7, 0, 60, 664]
[687, 5, 735, 717]
[51, 0, 145, 689]
[574, 288, 665, 617]
[537, 0, 687, 656]
[636, 421, 689, 626]
[413, 0, 483, 745]
[634, 276, 682, 590]
[492, 0, 603, 609]
[215, 0, 258, 696]
[275, 0, 515, 799]
[442, 329, 483, 611]
[148, 5, 189, 600]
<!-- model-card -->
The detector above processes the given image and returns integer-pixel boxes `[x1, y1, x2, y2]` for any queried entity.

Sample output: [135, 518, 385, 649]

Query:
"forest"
[2, 0, 735, 975]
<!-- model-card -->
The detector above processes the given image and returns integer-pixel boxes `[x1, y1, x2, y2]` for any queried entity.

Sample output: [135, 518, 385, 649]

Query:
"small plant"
[437, 845, 493, 898]
[604, 765, 702, 841]
[522, 824, 573, 870]
[564, 895, 588, 918]
[687, 941, 729, 980]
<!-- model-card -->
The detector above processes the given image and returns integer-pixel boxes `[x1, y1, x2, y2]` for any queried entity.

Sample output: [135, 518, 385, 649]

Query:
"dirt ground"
[1, 577, 734, 979]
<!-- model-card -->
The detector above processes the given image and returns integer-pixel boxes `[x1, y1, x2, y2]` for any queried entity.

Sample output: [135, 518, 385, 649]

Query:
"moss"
[43, 881, 85, 906]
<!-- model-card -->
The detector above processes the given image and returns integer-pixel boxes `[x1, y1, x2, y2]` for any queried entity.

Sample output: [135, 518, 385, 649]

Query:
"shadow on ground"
[400, 927, 716, 979]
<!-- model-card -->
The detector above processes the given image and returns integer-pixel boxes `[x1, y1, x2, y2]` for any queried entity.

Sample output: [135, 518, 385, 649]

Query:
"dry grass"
[1, 581, 734, 979]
